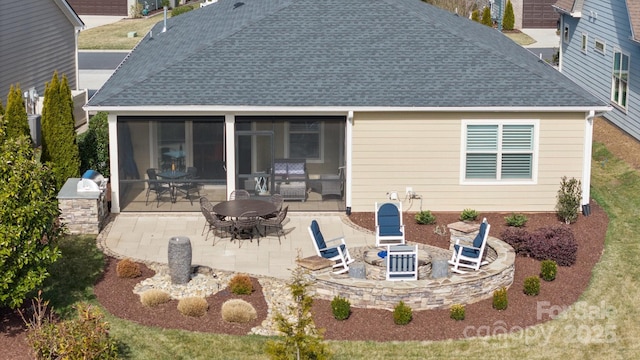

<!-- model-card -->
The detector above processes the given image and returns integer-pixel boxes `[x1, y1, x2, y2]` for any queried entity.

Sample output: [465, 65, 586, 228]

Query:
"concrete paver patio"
[100, 212, 376, 279]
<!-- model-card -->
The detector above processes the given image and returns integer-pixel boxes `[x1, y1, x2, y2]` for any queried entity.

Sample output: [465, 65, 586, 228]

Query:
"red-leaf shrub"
[528, 225, 577, 266]
[500, 227, 532, 256]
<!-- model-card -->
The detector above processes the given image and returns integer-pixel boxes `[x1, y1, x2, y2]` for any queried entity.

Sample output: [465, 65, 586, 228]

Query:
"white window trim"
[563, 25, 570, 44]
[594, 39, 605, 54]
[611, 48, 630, 110]
[459, 119, 539, 185]
[284, 121, 324, 163]
[581, 32, 588, 53]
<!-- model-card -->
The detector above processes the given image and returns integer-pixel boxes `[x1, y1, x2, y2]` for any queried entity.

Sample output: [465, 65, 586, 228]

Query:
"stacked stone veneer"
[58, 178, 109, 235]
[310, 238, 515, 310]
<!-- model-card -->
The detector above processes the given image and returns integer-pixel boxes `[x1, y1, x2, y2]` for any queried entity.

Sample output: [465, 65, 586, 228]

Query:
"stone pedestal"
[447, 221, 480, 250]
[349, 262, 366, 279]
[431, 257, 450, 279]
[168, 236, 192, 284]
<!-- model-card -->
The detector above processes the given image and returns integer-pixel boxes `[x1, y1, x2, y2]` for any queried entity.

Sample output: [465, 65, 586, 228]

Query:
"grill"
[77, 170, 108, 192]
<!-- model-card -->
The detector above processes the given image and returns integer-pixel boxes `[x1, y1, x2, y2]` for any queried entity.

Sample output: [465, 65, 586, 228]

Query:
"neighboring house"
[0, 0, 87, 128]
[86, 0, 609, 214]
[67, 0, 179, 16]
[554, 0, 640, 141]
[509, 0, 560, 29]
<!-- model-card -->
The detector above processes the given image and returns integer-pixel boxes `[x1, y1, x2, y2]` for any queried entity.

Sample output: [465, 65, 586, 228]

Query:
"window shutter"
[466, 154, 497, 178]
[502, 125, 533, 150]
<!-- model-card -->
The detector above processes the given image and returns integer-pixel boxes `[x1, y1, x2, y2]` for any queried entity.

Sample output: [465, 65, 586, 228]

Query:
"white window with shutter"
[461, 120, 538, 184]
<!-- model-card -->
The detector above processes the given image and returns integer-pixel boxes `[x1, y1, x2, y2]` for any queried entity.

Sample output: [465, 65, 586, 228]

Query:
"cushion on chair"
[321, 244, 346, 259]
[310, 220, 327, 249]
[472, 221, 488, 249]
[378, 204, 402, 236]
[274, 163, 287, 175]
[454, 244, 480, 258]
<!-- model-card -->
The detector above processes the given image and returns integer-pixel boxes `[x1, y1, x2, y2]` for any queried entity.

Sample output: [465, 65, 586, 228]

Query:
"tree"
[503, 0, 515, 31]
[481, 6, 493, 27]
[4, 84, 31, 141]
[471, 9, 480, 22]
[265, 264, 331, 360]
[41, 72, 80, 190]
[78, 112, 110, 177]
[0, 127, 62, 309]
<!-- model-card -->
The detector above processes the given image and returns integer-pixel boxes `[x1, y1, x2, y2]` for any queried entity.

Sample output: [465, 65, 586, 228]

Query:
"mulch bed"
[0, 203, 608, 357]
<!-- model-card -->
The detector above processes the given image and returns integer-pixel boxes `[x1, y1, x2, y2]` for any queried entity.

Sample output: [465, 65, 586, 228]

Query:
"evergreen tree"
[41, 72, 80, 189]
[265, 264, 331, 360]
[78, 112, 110, 177]
[5, 84, 31, 141]
[503, 0, 515, 31]
[0, 98, 4, 115]
[481, 6, 493, 27]
[0, 125, 62, 309]
[471, 9, 480, 22]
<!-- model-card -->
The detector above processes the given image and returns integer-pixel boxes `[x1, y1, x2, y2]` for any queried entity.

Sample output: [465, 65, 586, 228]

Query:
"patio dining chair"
[308, 220, 354, 274]
[232, 211, 261, 245]
[262, 205, 288, 244]
[175, 167, 201, 205]
[145, 168, 172, 207]
[448, 218, 491, 273]
[229, 189, 250, 200]
[263, 194, 284, 219]
[201, 204, 234, 244]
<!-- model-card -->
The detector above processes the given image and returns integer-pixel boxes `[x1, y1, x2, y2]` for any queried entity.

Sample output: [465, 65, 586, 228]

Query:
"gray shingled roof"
[626, 0, 640, 42]
[553, 0, 583, 15]
[87, 0, 605, 109]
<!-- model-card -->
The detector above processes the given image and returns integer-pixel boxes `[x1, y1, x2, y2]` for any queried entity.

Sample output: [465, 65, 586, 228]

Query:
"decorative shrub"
[331, 296, 351, 321]
[504, 213, 528, 227]
[556, 176, 582, 224]
[481, 6, 492, 27]
[177, 297, 208, 317]
[140, 289, 170, 307]
[25, 301, 119, 360]
[500, 227, 532, 256]
[229, 273, 253, 295]
[171, 4, 194, 16]
[471, 9, 480, 22]
[116, 258, 141, 278]
[528, 225, 577, 266]
[523, 276, 540, 296]
[492, 287, 508, 310]
[450, 304, 465, 321]
[540, 259, 558, 281]
[502, 0, 515, 31]
[415, 210, 436, 225]
[459, 208, 479, 222]
[393, 301, 413, 325]
[221, 299, 257, 323]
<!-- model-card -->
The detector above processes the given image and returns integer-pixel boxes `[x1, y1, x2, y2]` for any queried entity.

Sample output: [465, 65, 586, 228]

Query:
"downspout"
[345, 111, 353, 215]
[581, 110, 595, 215]
[108, 114, 120, 213]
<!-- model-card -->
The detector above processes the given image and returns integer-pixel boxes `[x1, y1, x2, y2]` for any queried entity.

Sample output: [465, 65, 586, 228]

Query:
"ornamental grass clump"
[140, 289, 170, 307]
[221, 299, 257, 323]
[415, 210, 436, 225]
[523, 276, 540, 296]
[393, 301, 413, 325]
[505, 213, 528, 227]
[228, 273, 253, 295]
[450, 304, 465, 321]
[540, 259, 558, 281]
[177, 297, 208, 317]
[459, 208, 479, 222]
[331, 296, 351, 321]
[116, 258, 141, 278]
[492, 287, 508, 310]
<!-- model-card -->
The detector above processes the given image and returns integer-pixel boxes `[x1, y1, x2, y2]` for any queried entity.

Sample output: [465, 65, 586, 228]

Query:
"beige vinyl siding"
[0, 0, 78, 102]
[349, 111, 586, 213]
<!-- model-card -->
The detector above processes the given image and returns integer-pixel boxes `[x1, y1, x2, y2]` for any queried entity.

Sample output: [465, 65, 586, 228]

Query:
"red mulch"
[0, 203, 607, 358]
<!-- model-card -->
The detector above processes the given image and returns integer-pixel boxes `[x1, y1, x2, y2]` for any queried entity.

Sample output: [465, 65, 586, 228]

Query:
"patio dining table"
[157, 170, 188, 203]
[212, 199, 276, 218]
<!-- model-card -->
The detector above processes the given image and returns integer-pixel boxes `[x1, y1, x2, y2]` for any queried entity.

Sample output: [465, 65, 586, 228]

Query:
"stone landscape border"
[310, 238, 515, 310]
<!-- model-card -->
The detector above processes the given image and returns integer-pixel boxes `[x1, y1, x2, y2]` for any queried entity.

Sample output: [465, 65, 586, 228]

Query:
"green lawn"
[37, 140, 639, 359]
